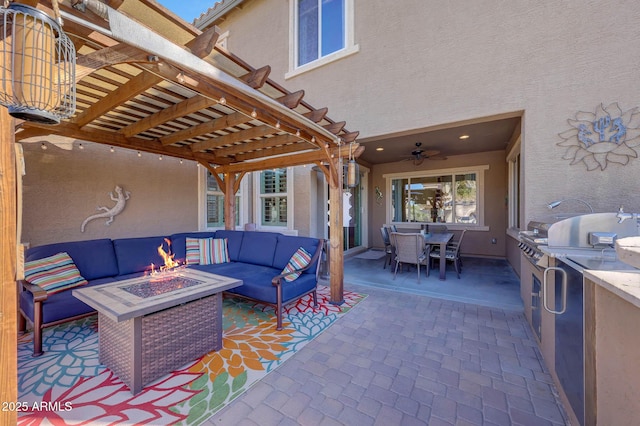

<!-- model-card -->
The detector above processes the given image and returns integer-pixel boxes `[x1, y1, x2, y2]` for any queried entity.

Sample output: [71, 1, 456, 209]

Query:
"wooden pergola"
[0, 0, 362, 420]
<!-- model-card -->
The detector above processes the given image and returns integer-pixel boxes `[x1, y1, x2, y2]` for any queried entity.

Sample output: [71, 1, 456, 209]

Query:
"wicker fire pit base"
[98, 293, 221, 394]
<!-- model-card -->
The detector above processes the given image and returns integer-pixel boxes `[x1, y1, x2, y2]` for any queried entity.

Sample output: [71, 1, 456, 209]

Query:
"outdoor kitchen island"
[73, 269, 241, 394]
[518, 213, 640, 426]
[580, 252, 640, 426]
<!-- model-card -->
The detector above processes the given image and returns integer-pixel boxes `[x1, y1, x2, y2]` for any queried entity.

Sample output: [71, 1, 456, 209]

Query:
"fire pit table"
[73, 269, 241, 394]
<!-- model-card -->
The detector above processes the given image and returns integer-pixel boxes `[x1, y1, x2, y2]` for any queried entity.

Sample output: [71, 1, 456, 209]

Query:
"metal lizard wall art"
[81, 185, 131, 232]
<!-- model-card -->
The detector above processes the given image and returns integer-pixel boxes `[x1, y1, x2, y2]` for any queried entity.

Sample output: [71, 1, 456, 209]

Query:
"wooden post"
[328, 157, 344, 305]
[223, 172, 236, 230]
[0, 107, 18, 425]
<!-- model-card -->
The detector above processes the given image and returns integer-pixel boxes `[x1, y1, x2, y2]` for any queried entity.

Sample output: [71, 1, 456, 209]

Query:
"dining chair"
[428, 224, 448, 233]
[390, 232, 429, 280]
[380, 227, 393, 269]
[429, 229, 466, 278]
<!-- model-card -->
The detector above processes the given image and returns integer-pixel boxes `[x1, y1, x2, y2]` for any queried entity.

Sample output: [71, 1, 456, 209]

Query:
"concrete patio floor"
[208, 255, 569, 425]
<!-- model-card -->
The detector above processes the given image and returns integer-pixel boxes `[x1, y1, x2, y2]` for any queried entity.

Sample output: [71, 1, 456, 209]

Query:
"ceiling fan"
[405, 142, 447, 165]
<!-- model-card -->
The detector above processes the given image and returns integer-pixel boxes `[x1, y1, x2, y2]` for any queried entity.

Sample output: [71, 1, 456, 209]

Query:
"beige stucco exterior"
[21, 142, 199, 247]
[213, 0, 640, 237]
[21, 141, 326, 246]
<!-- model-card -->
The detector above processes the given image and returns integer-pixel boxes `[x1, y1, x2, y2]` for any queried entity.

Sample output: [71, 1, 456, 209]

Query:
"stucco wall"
[21, 142, 198, 247]
[593, 284, 640, 425]
[215, 0, 640, 225]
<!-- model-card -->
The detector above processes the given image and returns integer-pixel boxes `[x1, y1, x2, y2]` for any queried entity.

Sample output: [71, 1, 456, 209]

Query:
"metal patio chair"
[390, 232, 429, 281]
[380, 227, 394, 269]
[429, 229, 466, 278]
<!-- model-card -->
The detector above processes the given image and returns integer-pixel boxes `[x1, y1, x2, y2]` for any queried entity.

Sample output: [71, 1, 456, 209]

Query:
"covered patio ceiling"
[357, 115, 521, 165]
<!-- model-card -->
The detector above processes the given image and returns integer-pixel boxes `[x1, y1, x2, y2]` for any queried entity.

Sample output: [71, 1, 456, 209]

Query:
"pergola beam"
[216, 143, 359, 174]
[159, 111, 249, 146]
[15, 121, 222, 163]
[190, 124, 276, 152]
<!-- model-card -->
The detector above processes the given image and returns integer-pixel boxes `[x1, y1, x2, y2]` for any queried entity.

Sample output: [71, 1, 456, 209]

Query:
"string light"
[251, 109, 257, 118]
[275, 120, 281, 129]
[78, 143, 84, 150]
[137, 151, 142, 157]
[219, 97, 226, 105]
[295, 129, 301, 137]
[158, 155, 163, 161]
[110, 146, 115, 153]
[41, 143, 47, 150]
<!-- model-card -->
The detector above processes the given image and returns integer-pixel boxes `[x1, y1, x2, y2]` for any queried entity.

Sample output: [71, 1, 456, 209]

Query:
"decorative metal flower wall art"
[557, 103, 640, 170]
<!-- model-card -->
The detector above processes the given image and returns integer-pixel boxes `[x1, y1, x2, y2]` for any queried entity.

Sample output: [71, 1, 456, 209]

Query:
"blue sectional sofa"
[18, 230, 324, 356]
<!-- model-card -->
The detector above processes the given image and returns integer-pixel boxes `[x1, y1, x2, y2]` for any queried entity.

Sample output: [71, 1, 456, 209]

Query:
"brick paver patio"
[208, 279, 568, 425]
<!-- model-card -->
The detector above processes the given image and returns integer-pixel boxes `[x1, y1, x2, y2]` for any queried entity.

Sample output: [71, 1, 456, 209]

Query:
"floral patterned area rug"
[17, 286, 366, 425]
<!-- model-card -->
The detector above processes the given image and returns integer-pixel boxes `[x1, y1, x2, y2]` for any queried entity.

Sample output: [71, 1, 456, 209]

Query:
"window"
[384, 166, 488, 227]
[200, 170, 246, 229]
[507, 139, 522, 229]
[287, 0, 358, 78]
[257, 168, 292, 228]
[297, 0, 344, 66]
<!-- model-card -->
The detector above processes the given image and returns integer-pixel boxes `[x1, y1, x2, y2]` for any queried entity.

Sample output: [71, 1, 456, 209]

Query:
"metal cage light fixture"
[346, 142, 359, 188]
[0, 2, 76, 125]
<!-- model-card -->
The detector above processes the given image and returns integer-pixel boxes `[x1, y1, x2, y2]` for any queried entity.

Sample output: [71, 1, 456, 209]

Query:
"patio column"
[223, 172, 236, 230]
[328, 157, 344, 305]
[0, 107, 18, 425]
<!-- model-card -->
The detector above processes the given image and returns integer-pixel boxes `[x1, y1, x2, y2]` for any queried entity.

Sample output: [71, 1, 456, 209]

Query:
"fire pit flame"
[148, 238, 183, 279]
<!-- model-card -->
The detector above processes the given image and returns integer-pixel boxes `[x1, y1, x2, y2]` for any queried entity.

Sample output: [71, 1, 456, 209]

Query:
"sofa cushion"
[199, 238, 230, 265]
[113, 236, 169, 275]
[238, 232, 278, 267]
[169, 232, 218, 263]
[185, 237, 200, 264]
[281, 247, 312, 282]
[20, 277, 117, 324]
[25, 239, 118, 281]
[222, 266, 318, 305]
[214, 230, 244, 261]
[24, 252, 88, 294]
[273, 235, 321, 275]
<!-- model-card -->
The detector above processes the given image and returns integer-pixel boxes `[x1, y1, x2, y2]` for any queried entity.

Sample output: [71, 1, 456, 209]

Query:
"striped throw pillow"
[282, 247, 312, 282]
[24, 252, 88, 294]
[199, 238, 230, 265]
[185, 237, 200, 265]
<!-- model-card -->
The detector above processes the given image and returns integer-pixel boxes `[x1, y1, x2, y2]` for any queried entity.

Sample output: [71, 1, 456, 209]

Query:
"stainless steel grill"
[519, 213, 639, 270]
[518, 221, 551, 267]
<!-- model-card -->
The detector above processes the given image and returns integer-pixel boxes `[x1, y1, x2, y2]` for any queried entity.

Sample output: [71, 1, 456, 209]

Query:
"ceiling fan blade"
[428, 155, 448, 161]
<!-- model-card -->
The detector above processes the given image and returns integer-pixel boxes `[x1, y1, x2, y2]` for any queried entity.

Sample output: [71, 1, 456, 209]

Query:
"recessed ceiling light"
[459, 134, 470, 140]
[376, 147, 384, 151]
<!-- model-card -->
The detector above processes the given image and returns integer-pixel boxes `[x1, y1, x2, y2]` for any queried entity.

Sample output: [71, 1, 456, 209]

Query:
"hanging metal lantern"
[347, 159, 359, 188]
[346, 142, 359, 188]
[0, 3, 76, 125]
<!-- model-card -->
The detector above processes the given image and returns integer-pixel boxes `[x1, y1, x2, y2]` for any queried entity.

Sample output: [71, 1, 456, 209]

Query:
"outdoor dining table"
[423, 232, 454, 280]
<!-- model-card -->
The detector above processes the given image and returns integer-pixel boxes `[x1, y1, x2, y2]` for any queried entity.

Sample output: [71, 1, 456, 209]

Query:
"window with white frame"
[257, 168, 292, 228]
[288, 0, 358, 77]
[385, 166, 488, 226]
[507, 140, 522, 229]
[202, 170, 243, 229]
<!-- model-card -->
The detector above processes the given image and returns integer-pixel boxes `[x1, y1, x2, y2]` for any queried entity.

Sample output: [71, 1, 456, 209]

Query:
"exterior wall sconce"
[547, 198, 594, 213]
